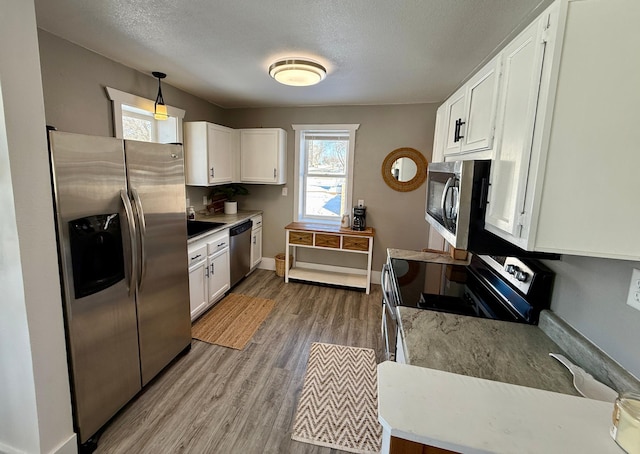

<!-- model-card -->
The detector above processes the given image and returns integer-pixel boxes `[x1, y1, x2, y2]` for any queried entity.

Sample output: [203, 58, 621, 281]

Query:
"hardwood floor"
[96, 269, 384, 454]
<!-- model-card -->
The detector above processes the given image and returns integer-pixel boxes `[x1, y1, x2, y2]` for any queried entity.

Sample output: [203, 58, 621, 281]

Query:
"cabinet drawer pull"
[454, 118, 466, 142]
[191, 254, 201, 260]
[210, 167, 214, 178]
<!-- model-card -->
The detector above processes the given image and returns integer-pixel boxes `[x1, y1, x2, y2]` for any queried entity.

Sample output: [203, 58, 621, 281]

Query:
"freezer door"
[49, 131, 141, 442]
[124, 140, 191, 385]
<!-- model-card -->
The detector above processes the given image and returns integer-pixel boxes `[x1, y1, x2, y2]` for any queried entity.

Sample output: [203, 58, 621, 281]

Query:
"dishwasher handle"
[230, 220, 253, 236]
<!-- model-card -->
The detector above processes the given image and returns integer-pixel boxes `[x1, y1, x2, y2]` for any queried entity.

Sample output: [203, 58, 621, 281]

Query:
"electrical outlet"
[626, 269, 640, 311]
[282, 187, 288, 196]
[202, 196, 208, 206]
[357, 199, 364, 207]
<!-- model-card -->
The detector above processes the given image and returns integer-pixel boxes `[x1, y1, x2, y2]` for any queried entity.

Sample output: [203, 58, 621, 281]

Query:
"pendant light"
[269, 59, 326, 86]
[152, 71, 169, 120]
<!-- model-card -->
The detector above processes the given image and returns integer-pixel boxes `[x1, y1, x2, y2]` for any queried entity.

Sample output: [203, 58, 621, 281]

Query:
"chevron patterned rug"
[291, 342, 382, 454]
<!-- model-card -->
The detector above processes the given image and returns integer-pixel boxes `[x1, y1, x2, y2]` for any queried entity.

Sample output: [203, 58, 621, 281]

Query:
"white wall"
[0, 1, 76, 453]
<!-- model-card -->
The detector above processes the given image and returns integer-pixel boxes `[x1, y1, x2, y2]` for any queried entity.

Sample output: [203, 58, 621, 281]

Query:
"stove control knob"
[515, 270, 529, 282]
[505, 264, 518, 274]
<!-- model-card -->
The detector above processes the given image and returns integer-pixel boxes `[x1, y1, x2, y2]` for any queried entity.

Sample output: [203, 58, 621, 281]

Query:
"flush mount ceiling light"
[152, 71, 169, 120]
[269, 59, 327, 87]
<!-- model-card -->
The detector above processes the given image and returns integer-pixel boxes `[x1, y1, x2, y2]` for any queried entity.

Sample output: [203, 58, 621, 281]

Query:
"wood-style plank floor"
[96, 269, 384, 454]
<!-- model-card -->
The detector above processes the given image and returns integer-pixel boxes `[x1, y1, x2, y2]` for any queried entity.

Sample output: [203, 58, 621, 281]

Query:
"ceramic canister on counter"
[611, 392, 640, 454]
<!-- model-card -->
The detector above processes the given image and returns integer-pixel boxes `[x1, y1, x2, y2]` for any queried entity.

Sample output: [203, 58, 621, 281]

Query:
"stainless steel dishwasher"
[229, 220, 253, 287]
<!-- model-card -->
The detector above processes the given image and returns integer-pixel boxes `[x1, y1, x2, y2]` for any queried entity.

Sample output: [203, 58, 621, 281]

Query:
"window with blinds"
[293, 124, 359, 223]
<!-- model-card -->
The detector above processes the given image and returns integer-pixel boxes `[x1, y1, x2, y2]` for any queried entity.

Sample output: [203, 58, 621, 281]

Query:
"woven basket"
[274, 253, 291, 277]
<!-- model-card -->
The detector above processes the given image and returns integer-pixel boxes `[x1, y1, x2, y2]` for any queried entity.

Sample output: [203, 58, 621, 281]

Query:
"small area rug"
[291, 342, 382, 454]
[191, 293, 275, 350]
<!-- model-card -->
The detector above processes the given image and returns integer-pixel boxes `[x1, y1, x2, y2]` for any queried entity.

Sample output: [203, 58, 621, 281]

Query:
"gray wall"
[224, 104, 438, 270]
[37, 29, 226, 136]
[545, 256, 640, 378]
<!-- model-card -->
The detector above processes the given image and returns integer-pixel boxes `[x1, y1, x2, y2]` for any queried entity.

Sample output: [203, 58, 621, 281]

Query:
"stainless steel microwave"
[425, 160, 490, 250]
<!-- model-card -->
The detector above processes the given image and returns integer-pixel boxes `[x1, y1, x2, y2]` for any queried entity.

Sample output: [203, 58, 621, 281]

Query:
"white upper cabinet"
[442, 56, 502, 158]
[485, 12, 549, 237]
[460, 56, 502, 154]
[240, 128, 287, 184]
[485, 0, 640, 260]
[443, 88, 466, 155]
[184, 122, 236, 186]
[432, 104, 447, 164]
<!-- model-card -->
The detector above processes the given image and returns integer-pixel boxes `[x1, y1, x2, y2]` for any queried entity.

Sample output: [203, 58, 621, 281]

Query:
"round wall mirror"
[381, 147, 428, 192]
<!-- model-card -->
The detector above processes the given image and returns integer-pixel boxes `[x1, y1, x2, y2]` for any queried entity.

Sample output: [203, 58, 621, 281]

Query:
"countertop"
[187, 210, 261, 243]
[397, 307, 580, 396]
[379, 310, 626, 452]
[378, 361, 621, 454]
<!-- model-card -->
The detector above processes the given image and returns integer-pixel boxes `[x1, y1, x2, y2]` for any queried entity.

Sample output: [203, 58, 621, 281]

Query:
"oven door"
[381, 263, 397, 361]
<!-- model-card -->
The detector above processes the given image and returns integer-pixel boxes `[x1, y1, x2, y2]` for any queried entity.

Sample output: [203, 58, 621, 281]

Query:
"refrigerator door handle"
[120, 189, 137, 296]
[131, 188, 147, 291]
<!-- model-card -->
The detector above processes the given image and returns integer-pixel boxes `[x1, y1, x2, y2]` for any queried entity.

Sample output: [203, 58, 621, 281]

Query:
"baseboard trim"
[0, 432, 77, 454]
[258, 257, 275, 271]
[52, 433, 77, 454]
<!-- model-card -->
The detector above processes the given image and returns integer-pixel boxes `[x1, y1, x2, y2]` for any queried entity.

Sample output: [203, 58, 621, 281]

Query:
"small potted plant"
[210, 184, 249, 214]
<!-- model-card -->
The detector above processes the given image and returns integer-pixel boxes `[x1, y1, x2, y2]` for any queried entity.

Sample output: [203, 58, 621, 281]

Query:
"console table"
[284, 222, 375, 293]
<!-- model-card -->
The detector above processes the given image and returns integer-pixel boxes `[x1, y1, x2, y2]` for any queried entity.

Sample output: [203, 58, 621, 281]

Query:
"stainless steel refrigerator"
[48, 131, 191, 445]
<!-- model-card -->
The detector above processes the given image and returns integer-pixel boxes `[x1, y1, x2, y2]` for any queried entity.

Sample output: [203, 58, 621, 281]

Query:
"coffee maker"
[352, 206, 366, 231]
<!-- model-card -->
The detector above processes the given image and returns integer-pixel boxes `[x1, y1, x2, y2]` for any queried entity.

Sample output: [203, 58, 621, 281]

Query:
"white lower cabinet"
[207, 248, 230, 304]
[188, 251, 208, 319]
[250, 214, 263, 269]
[187, 228, 230, 320]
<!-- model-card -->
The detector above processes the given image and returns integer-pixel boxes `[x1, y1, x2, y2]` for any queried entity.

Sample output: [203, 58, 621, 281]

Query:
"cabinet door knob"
[210, 167, 214, 178]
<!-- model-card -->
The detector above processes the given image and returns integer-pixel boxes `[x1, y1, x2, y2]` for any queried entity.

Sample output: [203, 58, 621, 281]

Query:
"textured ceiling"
[34, 0, 548, 109]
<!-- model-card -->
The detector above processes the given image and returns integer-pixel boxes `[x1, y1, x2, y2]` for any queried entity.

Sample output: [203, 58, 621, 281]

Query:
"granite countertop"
[187, 210, 262, 243]
[398, 307, 580, 396]
[195, 209, 261, 226]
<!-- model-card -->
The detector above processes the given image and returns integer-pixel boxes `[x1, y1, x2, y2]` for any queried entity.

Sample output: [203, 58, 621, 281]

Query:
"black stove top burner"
[388, 254, 554, 325]
[418, 293, 479, 317]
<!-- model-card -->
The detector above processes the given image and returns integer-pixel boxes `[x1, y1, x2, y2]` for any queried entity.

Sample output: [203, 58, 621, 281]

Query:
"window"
[106, 87, 185, 143]
[293, 124, 359, 224]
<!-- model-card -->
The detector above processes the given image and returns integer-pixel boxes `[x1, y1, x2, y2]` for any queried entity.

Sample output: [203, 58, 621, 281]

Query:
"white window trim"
[292, 124, 360, 224]
[106, 86, 186, 141]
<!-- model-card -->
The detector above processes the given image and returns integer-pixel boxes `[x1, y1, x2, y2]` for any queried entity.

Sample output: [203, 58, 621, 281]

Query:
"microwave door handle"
[120, 189, 137, 296]
[441, 177, 455, 231]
